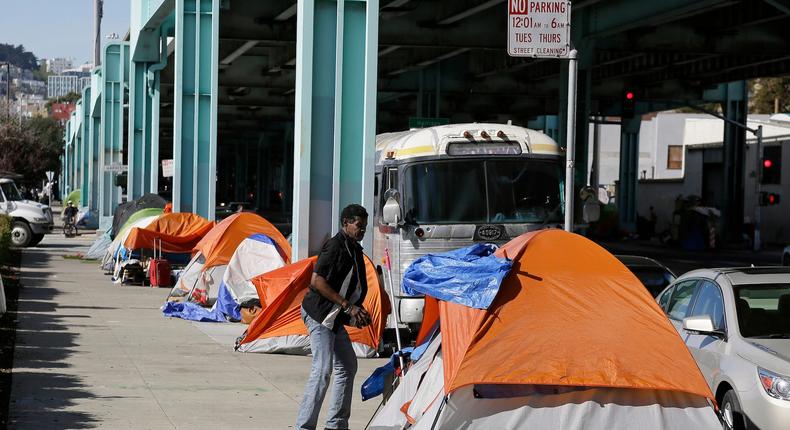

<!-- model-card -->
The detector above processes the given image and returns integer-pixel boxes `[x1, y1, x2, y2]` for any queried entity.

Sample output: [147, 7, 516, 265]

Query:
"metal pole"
[93, 0, 103, 66]
[384, 248, 406, 374]
[754, 125, 763, 251]
[564, 49, 578, 232]
[590, 115, 600, 188]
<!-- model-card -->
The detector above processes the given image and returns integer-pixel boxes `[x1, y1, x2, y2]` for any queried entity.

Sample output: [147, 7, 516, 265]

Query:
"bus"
[372, 123, 565, 339]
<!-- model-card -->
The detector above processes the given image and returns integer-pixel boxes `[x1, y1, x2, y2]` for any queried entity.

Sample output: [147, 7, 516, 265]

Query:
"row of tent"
[84, 194, 389, 358]
[82, 194, 723, 428]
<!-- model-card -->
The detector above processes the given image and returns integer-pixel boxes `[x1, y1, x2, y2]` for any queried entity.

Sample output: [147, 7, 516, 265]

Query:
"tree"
[750, 78, 790, 114]
[0, 44, 38, 70]
[0, 111, 63, 185]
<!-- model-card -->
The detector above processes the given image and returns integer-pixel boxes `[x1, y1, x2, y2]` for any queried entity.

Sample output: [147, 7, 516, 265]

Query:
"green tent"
[117, 208, 164, 238]
[62, 189, 81, 215]
[65, 189, 81, 206]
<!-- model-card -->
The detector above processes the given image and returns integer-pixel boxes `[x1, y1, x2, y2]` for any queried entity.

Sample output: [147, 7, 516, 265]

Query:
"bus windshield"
[402, 159, 564, 224]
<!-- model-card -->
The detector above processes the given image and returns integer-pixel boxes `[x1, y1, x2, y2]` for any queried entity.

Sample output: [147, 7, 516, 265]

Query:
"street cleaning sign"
[103, 163, 128, 173]
[507, 1, 572, 58]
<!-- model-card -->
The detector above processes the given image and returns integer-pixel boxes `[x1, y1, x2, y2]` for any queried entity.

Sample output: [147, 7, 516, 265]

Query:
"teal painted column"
[99, 42, 130, 229]
[88, 89, 101, 212]
[74, 106, 83, 198]
[292, 0, 379, 260]
[618, 116, 641, 232]
[80, 87, 92, 208]
[173, 0, 219, 219]
[128, 61, 151, 200]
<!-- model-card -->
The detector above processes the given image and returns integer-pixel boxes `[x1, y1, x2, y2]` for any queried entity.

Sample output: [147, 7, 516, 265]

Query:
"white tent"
[167, 233, 285, 306]
[368, 334, 721, 430]
[221, 234, 287, 303]
[100, 215, 161, 273]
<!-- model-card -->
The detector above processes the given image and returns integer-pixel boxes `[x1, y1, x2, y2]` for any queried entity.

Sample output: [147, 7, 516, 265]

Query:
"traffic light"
[761, 146, 782, 185]
[622, 89, 636, 118]
[759, 191, 781, 206]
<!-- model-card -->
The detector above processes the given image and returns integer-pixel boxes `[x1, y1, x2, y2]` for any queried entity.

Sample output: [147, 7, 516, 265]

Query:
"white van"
[372, 123, 565, 337]
[0, 177, 54, 247]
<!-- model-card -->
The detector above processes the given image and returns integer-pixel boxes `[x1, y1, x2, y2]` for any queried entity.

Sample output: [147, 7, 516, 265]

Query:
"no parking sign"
[507, 0, 572, 58]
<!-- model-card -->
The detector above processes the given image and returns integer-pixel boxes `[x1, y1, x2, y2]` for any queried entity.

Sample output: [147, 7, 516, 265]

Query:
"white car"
[656, 267, 790, 429]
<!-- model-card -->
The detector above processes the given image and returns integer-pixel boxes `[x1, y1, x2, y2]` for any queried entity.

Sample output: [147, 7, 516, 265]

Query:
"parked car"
[656, 267, 790, 430]
[783, 246, 789, 266]
[616, 255, 676, 297]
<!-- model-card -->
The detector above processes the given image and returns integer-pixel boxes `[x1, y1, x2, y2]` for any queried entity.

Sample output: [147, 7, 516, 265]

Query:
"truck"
[0, 177, 54, 247]
[372, 123, 566, 340]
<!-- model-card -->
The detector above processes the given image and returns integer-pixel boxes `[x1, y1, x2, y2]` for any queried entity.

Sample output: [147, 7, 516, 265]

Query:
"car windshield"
[734, 283, 790, 338]
[402, 159, 564, 224]
[0, 181, 23, 201]
[629, 267, 675, 297]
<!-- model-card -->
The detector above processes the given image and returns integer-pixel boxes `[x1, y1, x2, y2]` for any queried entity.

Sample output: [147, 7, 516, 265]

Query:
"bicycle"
[63, 216, 78, 237]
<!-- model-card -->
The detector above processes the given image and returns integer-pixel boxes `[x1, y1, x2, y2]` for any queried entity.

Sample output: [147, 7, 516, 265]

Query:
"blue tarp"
[162, 284, 240, 322]
[402, 243, 512, 309]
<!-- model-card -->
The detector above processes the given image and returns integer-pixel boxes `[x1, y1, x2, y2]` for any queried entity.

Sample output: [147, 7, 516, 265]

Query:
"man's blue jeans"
[296, 307, 358, 430]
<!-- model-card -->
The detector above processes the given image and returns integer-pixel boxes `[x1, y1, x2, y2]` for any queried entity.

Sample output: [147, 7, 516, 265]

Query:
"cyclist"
[63, 201, 79, 235]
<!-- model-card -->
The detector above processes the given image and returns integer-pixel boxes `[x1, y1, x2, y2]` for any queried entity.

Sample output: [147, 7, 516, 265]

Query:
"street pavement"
[8, 233, 387, 429]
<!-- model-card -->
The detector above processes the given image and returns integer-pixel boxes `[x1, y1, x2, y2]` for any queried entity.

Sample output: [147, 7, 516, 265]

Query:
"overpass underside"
[62, 0, 790, 257]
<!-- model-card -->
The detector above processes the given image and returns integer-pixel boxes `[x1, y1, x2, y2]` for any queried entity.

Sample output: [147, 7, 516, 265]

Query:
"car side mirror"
[683, 315, 723, 338]
[382, 197, 401, 226]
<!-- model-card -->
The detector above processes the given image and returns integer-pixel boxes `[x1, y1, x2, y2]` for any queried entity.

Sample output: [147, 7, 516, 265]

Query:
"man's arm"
[310, 273, 370, 326]
[310, 273, 349, 308]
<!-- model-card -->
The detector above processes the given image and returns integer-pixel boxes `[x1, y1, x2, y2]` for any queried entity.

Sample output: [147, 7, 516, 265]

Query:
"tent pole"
[384, 247, 406, 373]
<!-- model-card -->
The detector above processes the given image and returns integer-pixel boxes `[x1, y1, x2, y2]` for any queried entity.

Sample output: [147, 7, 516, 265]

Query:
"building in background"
[50, 102, 76, 123]
[13, 94, 48, 118]
[637, 114, 790, 244]
[47, 75, 89, 99]
[45, 58, 74, 75]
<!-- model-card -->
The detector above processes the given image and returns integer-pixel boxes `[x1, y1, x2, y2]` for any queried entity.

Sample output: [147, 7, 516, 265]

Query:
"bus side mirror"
[383, 197, 401, 226]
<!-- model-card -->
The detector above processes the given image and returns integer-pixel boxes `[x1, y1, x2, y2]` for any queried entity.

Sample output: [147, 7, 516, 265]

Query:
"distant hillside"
[0, 43, 39, 70]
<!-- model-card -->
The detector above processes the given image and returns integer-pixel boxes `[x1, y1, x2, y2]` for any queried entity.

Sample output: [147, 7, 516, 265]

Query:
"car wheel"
[11, 221, 32, 248]
[721, 390, 747, 430]
[29, 233, 45, 246]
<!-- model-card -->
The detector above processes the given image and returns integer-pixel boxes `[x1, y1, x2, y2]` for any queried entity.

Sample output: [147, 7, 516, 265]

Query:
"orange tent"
[193, 212, 291, 268]
[420, 229, 714, 400]
[124, 212, 214, 254]
[166, 213, 290, 305]
[236, 256, 390, 358]
[368, 229, 719, 429]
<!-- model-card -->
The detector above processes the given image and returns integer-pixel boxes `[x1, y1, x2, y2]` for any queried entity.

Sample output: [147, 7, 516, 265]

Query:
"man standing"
[296, 204, 372, 430]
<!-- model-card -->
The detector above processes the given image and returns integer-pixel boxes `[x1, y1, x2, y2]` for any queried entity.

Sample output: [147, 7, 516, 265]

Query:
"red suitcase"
[148, 238, 171, 288]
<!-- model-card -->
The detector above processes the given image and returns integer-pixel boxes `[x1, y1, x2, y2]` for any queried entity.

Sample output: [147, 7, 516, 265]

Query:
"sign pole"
[754, 125, 763, 251]
[564, 49, 578, 232]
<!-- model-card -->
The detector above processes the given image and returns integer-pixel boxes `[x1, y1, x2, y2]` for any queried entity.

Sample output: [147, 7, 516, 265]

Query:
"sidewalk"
[9, 234, 386, 429]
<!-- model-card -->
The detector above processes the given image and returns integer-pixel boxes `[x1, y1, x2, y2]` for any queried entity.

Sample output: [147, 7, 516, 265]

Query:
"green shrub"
[0, 214, 11, 266]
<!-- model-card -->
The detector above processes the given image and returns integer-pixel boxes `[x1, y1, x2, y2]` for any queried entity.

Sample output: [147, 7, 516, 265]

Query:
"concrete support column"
[80, 89, 92, 208]
[722, 81, 748, 240]
[88, 112, 101, 211]
[293, 0, 379, 260]
[618, 116, 641, 232]
[173, 0, 219, 219]
[98, 42, 130, 229]
[128, 61, 154, 200]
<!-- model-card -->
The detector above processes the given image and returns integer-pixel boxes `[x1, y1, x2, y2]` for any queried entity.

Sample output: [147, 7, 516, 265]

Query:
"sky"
[0, 0, 131, 66]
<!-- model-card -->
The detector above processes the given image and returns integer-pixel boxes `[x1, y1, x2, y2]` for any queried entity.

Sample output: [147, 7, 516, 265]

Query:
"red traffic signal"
[764, 159, 773, 169]
[759, 191, 781, 206]
[625, 91, 635, 100]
